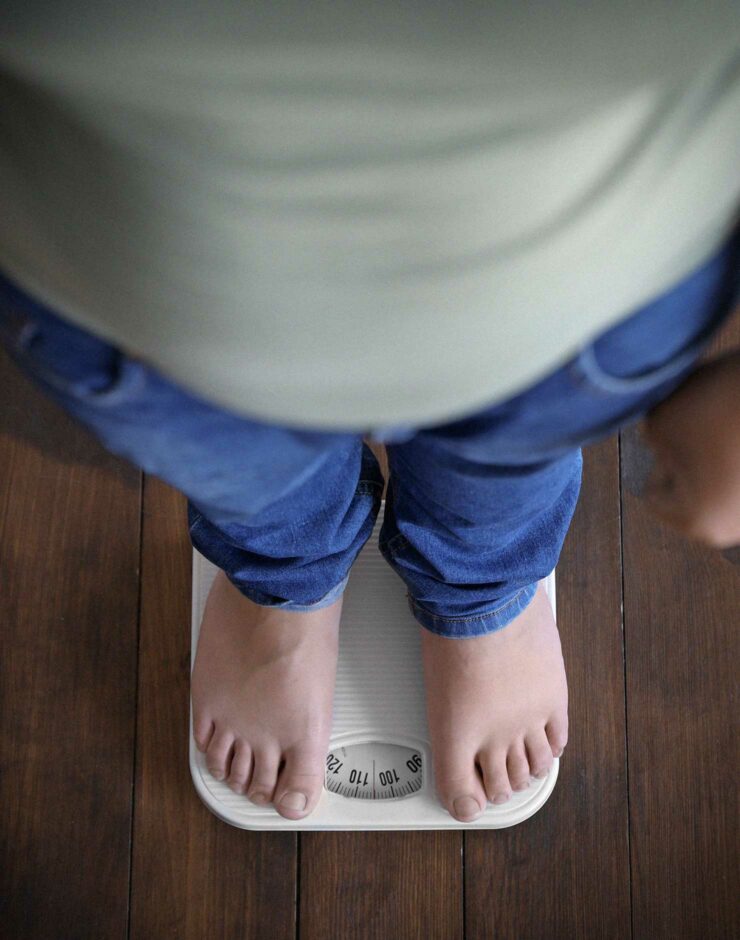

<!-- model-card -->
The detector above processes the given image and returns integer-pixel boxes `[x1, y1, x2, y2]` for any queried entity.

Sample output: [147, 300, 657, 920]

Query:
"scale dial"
[325, 742, 423, 800]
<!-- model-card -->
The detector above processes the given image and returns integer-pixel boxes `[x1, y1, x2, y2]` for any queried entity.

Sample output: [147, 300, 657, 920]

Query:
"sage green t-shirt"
[1, 2, 739, 430]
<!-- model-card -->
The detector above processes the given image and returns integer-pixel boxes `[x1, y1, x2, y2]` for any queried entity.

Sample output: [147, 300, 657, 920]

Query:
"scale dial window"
[325, 742, 423, 800]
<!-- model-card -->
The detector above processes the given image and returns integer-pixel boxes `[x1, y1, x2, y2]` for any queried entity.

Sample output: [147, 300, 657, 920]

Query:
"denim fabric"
[1, 219, 738, 636]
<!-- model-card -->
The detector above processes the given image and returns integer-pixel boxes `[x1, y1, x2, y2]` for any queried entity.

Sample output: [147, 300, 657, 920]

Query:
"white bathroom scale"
[190, 499, 559, 830]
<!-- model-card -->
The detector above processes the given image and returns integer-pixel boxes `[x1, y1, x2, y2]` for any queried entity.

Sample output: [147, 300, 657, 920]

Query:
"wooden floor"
[1, 321, 737, 940]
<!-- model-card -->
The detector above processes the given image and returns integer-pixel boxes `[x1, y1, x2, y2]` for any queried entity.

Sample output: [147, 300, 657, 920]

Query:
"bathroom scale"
[190, 499, 559, 830]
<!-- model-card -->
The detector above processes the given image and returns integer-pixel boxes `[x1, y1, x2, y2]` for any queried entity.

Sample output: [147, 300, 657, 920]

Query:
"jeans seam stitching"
[407, 585, 531, 624]
[580, 343, 704, 396]
[381, 532, 409, 553]
[356, 480, 384, 495]
[240, 574, 348, 609]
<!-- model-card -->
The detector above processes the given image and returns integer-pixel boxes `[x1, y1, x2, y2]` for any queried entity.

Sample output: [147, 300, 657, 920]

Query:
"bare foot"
[191, 570, 341, 820]
[420, 584, 568, 822]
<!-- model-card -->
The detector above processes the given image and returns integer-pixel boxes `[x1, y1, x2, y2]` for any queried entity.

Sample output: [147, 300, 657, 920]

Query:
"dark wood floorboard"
[300, 830, 463, 939]
[0, 351, 141, 940]
[129, 477, 296, 940]
[465, 440, 631, 939]
[620, 315, 740, 940]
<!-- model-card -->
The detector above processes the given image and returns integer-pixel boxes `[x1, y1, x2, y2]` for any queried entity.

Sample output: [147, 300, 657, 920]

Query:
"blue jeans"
[1, 224, 738, 637]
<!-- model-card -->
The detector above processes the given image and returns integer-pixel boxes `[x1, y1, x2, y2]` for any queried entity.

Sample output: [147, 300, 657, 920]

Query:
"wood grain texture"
[465, 441, 631, 939]
[621, 312, 740, 940]
[300, 830, 463, 940]
[0, 351, 141, 940]
[129, 476, 297, 940]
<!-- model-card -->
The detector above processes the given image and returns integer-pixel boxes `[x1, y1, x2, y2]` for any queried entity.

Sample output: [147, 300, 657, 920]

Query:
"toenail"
[280, 791, 307, 811]
[210, 770, 223, 780]
[493, 792, 510, 804]
[534, 769, 549, 779]
[453, 796, 481, 819]
[250, 791, 268, 804]
[513, 781, 529, 791]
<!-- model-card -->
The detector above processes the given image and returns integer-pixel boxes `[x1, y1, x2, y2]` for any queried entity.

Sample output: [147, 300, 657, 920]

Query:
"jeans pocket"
[556, 302, 730, 451]
[0, 273, 146, 405]
[570, 331, 712, 397]
[570, 234, 740, 400]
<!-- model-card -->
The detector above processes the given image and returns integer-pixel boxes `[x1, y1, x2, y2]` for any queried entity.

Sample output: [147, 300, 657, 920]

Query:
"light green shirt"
[1, 2, 739, 429]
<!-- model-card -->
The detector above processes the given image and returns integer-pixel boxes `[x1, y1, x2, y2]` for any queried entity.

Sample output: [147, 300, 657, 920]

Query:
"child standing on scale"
[1, 3, 738, 822]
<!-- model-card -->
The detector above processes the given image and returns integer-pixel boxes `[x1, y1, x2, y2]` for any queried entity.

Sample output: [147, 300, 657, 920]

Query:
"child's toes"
[546, 717, 568, 758]
[273, 745, 327, 819]
[226, 740, 253, 794]
[434, 745, 488, 822]
[478, 749, 512, 804]
[193, 716, 214, 753]
[206, 729, 235, 781]
[245, 747, 281, 805]
[506, 742, 531, 791]
[525, 730, 554, 779]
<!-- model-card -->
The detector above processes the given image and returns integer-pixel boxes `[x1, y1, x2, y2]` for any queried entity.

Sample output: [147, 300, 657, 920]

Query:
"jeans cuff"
[234, 572, 350, 613]
[407, 582, 538, 638]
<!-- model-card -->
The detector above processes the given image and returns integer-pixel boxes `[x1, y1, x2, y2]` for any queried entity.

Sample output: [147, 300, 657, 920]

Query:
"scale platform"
[190, 500, 558, 830]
